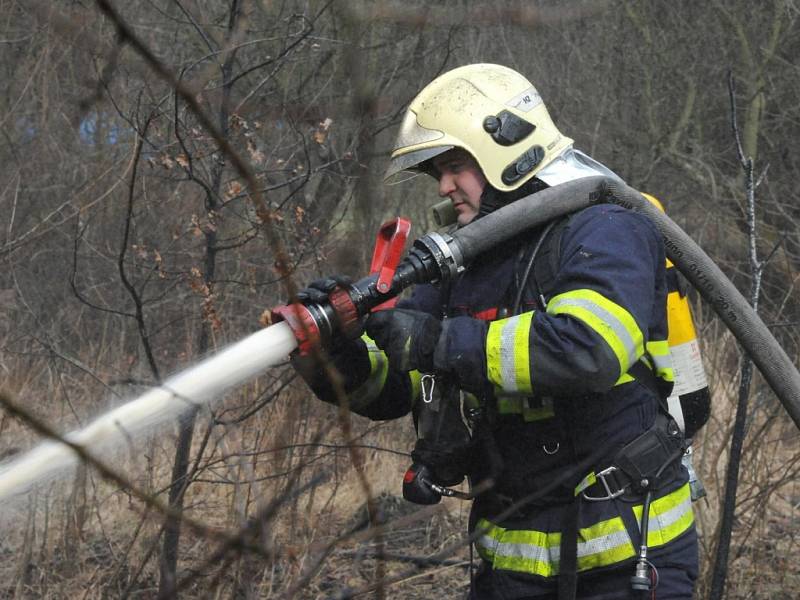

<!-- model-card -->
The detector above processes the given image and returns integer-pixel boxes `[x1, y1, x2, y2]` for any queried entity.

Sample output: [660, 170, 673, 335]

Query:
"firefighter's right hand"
[295, 275, 352, 305]
[364, 308, 442, 373]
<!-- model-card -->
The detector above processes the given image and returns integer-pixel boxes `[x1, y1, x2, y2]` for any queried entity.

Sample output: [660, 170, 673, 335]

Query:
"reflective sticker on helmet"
[506, 86, 543, 113]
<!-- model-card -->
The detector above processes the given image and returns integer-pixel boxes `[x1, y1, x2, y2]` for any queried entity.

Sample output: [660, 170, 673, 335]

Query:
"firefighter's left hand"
[364, 309, 442, 372]
[295, 274, 352, 305]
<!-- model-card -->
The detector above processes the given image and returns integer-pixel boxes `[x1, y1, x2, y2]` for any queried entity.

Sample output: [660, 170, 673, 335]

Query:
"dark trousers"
[468, 562, 696, 600]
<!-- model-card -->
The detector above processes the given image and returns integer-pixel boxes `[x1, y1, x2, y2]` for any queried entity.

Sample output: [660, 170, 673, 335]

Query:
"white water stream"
[0, 321, 298, 502]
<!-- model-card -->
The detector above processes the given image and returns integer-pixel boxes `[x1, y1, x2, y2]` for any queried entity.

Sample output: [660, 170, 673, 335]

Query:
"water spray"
[0, 322, 297, 502]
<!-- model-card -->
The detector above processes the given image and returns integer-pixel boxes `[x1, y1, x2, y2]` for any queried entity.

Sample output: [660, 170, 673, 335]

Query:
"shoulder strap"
[509, 215, 571, 315]
[531, 216, 570, 305]
[629, 360, 673, 411]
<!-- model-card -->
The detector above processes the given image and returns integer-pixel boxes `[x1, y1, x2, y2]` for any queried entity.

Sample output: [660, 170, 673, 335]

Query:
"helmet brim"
[383, 145, 453, 183]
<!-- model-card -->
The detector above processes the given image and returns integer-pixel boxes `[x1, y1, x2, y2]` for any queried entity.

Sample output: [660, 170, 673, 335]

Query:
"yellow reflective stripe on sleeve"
[362, 334, 386, 377]
[409, 370, 422, 405]
[497, 396, 555, 421]
[497, 396, 519, 414]
[548, 289, 644, 375]
[646, 340, 675, 383]
[614, 340, 673, 388]
[475, 484, 694, 578]
[348, 334, 389, 409]
[486, 312, 535, 394]
[615, 372, 635, 385]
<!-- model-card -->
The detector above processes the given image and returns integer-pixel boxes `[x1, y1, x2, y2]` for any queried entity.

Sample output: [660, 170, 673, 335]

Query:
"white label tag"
[507, 86, 543, 113]
[670, 339, 709, 396]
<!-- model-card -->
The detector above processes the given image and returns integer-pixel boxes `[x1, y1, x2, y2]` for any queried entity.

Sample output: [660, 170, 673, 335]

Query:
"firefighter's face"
[432, 149, 487, 226]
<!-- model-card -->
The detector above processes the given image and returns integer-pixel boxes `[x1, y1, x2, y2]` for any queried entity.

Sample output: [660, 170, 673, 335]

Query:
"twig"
[709, 70, 766, 600]
[339, 549, 468, 568]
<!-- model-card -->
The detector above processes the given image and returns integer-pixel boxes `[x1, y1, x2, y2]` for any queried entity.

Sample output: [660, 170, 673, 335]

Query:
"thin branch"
[117, 111, 162, 382]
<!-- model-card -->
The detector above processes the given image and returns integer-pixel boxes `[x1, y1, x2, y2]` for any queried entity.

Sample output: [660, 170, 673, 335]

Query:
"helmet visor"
[383, 145, 453, 183]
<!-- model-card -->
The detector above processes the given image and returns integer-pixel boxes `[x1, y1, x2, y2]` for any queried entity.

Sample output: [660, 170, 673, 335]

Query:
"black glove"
[291, 336, 371, 403]
[364, 309, 442, 372]
[411, 438, 472, 487]
[295, 275, 352, 305]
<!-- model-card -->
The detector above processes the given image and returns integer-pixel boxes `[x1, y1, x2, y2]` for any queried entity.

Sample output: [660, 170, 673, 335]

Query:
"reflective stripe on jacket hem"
[474, 483, 694, 578]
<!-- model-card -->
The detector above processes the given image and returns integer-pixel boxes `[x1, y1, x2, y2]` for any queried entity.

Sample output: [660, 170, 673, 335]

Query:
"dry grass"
[1, 336, 799, 599]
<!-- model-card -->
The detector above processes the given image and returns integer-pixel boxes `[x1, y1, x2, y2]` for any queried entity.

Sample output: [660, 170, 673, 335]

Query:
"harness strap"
[629, 360, 673, 415]
[558, 499, 580, 600]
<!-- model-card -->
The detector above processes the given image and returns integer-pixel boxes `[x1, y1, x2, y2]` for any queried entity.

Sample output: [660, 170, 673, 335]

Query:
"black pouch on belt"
[612, 413, 685, 494]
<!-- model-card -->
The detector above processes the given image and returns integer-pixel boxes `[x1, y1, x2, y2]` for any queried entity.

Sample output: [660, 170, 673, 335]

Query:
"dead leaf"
[190, 214, 203, 237]
[225, 181, 243, 201]
[261, 210, 284, 224]
[230, 114, 248, 132]
[259, 309, 274, 327]
[312, 117, 333, 144]
[247, 138, 265, 164]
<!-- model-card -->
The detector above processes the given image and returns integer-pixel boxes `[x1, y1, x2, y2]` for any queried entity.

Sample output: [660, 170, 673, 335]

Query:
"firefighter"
[294, 64, 698, 599]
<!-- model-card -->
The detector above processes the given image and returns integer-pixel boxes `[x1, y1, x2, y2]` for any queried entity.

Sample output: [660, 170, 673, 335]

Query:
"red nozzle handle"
[369, 217, 411, 309]
[271, 217, 413, 352]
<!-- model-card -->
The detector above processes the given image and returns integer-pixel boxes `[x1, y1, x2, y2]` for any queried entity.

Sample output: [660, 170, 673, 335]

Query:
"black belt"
[581, 413, 685, 502]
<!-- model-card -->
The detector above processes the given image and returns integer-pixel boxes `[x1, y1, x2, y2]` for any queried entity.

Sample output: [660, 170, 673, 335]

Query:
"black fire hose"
[449, 175, 800, 430]
[275, 176, 800, 429]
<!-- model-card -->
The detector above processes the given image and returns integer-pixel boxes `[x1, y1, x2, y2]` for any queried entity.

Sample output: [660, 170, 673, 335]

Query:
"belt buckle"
[581, 466, 626, 502]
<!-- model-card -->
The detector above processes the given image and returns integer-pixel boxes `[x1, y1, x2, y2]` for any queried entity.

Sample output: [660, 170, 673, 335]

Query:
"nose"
[438, 172, 456, 197]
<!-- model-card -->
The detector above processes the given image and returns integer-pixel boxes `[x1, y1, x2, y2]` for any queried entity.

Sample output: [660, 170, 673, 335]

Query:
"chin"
[457, 214, 477, 226]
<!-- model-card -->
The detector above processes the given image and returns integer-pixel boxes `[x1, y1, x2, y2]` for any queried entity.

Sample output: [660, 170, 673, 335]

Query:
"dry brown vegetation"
[0, 1, 799, 598]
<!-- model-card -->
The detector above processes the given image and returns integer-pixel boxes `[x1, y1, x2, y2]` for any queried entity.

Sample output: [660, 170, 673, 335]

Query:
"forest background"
[0, 1, 798, 598]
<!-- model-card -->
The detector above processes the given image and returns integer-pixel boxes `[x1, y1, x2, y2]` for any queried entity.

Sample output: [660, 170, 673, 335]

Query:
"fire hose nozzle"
[270, 285, 363, 356]
[269, 302, 328, 355]
[270, 217, 470, 356]
[270, 218, 416, 355]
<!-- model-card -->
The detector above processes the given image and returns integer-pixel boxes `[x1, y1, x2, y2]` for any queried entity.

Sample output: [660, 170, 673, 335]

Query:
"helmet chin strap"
[476, 177, 549, 220]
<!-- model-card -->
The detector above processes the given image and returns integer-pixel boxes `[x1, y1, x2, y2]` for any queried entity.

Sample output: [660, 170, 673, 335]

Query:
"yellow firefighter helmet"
[385, 63, 573, 192]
